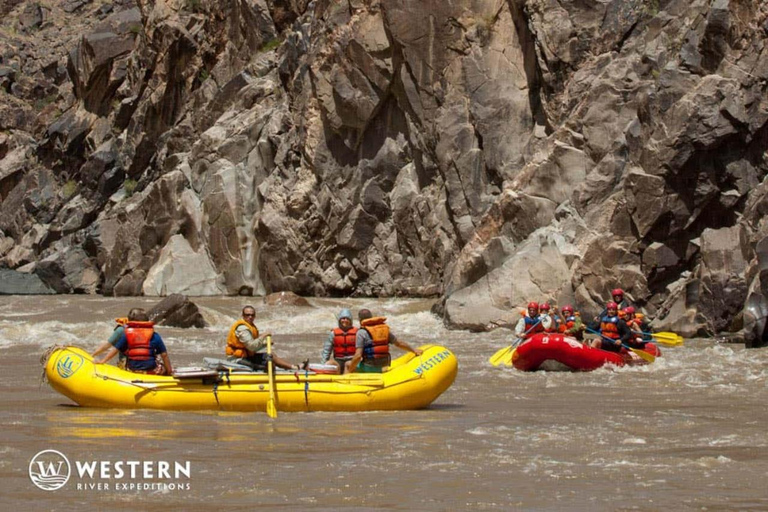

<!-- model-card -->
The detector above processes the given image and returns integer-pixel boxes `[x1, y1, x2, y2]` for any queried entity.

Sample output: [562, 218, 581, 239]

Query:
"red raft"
[512, 333, 661, 372]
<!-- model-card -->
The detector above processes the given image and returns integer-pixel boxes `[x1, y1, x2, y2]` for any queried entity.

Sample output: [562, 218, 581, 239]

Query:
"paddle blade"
[502, 349, 517, 367]
[266, 398, 277, 418]
[628, 346, 655, 363]
[489, 346, 513, 367]
[651, 332, 684, 346]
[632, 330, 684, 346]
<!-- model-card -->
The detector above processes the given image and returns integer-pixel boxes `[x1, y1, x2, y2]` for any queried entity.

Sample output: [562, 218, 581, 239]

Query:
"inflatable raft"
[512, 333, 660, 372]
[43, 345, 458, 412]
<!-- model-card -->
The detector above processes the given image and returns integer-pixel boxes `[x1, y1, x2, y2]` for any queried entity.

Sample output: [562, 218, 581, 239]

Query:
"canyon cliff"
[1, 0, 767, 343]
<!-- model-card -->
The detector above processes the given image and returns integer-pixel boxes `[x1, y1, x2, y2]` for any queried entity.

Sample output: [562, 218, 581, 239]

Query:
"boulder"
[147, 293, 207, 328]
[142, 235, 227, 296]
[0, 268, 55, 295]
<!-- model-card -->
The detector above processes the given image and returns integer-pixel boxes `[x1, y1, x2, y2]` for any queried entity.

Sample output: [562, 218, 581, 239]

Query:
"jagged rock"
[143, 234, 227, 296]
[147, 293, 207, 328]
[264, 291, 310, 307]
[0, 0, 766, 341]
[0, 268, 55, 294]
[18, 3, 43, 31]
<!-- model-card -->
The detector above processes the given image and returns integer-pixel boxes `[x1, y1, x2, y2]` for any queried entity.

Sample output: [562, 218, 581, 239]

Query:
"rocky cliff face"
[1, 1, 767, 342]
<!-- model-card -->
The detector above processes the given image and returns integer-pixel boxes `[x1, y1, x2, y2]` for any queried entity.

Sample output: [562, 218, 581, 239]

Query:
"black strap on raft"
[212, 379, 219, 405]
[303, 368, 309, 408]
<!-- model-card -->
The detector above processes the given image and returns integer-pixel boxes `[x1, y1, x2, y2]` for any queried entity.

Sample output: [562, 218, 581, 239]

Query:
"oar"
[632, 331, 683, 346]
[489, 345, 516, 367]
[586, 327, 655, 363]
[266, 335, 278, 419]
[489, 318, 542, 367]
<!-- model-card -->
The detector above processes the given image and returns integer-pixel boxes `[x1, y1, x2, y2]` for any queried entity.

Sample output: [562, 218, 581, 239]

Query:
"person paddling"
[558, 305, 585, 341]
[589, 301, 633, 352]
[515, 302, 550, 338]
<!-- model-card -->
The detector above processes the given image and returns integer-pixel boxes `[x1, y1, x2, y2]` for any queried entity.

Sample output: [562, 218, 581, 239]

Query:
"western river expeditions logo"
[29, 450, 191, 492]
[56, 353, 84, 379]
[29, 450, 71, 491]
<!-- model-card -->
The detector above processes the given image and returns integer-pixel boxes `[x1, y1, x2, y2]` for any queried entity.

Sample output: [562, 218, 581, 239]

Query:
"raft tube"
[512, 333, 660, 372]
[44, 345, 458, 412]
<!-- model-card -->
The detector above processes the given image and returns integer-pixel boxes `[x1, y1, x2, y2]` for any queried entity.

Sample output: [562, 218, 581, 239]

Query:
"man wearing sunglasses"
[226, 305, 299, 371]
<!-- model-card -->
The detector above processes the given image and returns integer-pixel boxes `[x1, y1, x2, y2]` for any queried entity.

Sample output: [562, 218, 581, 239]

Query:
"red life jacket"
[361, 317, 390, 361]
[600, 316, 620, 339]
[125, 321, 155, 361]
[332, 327, 358, 358]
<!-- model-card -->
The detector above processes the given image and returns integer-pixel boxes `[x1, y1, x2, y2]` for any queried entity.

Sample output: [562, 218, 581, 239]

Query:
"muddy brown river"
[1, 295, 767, 510]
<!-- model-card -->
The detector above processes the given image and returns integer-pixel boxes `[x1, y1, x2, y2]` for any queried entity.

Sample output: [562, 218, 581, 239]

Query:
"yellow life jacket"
[226, 319, 259, 358]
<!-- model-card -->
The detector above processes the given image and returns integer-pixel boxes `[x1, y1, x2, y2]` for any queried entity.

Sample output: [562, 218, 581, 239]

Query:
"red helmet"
[527, 301, 539, 310]
[606, 301, 618, 310]
[540, 303, 550, 311]
[612, 288, 624, 298]
[561, 305, 574, 314]
[624, 306, 635, 315]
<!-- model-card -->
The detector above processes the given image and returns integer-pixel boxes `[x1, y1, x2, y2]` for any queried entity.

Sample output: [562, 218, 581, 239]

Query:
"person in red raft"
[558, 304, 585, 341]
[514, 302, 552, 338]
[589, 301, 635, 353]
[94, 309, 173, 375]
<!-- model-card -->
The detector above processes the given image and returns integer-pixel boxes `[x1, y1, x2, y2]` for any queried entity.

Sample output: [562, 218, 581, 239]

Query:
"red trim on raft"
[512, 333, 660, 372]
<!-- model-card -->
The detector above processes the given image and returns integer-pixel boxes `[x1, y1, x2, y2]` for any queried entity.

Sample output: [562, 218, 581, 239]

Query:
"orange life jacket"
[600, 316, 620, 339]
[226, 319, 259, 358]
[115, 317, 129, 326]
[558, 315, 578, 333]
[125, 321, 155, 361]
[332, 327, 358, 358]
[361, 317, 390, 361]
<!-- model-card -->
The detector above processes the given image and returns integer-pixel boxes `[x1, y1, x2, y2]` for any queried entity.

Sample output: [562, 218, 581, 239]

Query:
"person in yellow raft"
[92, 309, 145, 368]
[345, 309, 422, 374]
[226, 305, 300, 371]
[94, 309, 173, 375]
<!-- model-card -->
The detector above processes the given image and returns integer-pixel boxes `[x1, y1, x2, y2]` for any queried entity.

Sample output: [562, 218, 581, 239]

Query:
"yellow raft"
[44, 345, 458, 412]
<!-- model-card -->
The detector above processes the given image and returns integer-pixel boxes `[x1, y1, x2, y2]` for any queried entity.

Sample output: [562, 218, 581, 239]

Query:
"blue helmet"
[338, 309, 353, 321]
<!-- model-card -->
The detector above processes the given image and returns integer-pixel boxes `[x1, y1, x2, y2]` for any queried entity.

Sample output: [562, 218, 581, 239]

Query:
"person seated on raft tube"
[94, 309, 174, 375]
[226, 305, 300, 371]
[589, 301, 633, 353]
[633, 310, 653, 341]
[558, 304, 585, 341]
[321, 308, 357, 374]
[345, 309, 423, 374]
[620, 307, 649, 348]
[594, 288, 632, 322]
[514, 302, 552, 338]
[539, 302, 560, 332]
[91, 308, 147, 369]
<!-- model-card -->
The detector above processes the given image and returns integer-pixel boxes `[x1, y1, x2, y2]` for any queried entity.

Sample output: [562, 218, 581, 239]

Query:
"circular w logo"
[29, 450, 71, 491]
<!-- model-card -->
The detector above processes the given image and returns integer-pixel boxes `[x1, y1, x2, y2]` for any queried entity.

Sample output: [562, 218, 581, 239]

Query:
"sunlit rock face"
[1, 0, 767, 339]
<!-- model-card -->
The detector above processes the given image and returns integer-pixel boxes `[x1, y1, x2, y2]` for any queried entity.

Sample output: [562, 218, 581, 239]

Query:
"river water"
[1, 295, 766, 510]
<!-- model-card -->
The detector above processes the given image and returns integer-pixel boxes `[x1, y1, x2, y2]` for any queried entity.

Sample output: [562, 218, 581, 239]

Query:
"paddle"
[585, 327, 656, 363]
[631, 331, 683, 346]
[266, 335, 278, 419]
[489, 318, 542, 367]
